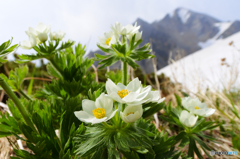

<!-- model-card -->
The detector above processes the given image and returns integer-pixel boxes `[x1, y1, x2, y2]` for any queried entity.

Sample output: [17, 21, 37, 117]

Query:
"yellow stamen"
[53, 36, 55, 40]
[92, 108, 105, 119]
[105, 38, 111, 45]
[127, 112, 134, 116]
[117, 89, 131, 98]
[194, 106, 200, 110]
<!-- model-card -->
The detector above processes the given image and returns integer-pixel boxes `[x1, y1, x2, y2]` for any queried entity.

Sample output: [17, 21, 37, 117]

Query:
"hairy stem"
[122, 61, 128, 111]
[122, 61, 127, 85]
[0, 77, 37, 133]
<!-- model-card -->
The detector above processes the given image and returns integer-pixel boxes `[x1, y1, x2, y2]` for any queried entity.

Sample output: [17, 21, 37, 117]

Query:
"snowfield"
[198, 22, 233, 48]
[157, 31, 240, 93]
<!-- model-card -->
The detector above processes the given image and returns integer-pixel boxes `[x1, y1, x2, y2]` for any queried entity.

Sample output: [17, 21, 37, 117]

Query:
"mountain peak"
[170, 7, 191, 24]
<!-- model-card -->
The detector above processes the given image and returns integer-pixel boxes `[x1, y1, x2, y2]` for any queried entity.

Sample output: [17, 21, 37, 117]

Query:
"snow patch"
[198, 22, 233, 48]
[177, 8, 191, 24]
[157, 31, 240, 93]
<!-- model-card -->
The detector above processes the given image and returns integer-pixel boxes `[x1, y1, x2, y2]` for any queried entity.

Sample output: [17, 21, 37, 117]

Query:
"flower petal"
[106, 109, 118, 119]
[158, 97, 165, 103]
[150, 91, 160, 101]
[117, 83, 126, 90]
[95, 93, 113, 114]
[121, 105, 142, 123]
[122, 92, 138, 102]
[109, 92, 123, 103]
[126, 78, 142, 92]
[91, 117, 108, 124]
[106, 78, 121, 95]
[202, 108, 215, 117]
[82, 99, 96, 116]
[179, 110, 198, 127]
[74, 111, 94, 123]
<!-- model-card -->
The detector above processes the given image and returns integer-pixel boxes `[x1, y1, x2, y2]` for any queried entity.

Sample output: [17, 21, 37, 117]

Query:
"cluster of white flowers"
[21, 22, 66, 50]
[179, 97, 215, 127]
[98, 22, 142, 48]
[74, 78, 165, 124]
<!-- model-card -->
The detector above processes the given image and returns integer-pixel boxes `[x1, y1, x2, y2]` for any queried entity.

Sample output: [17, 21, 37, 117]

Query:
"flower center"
[92, 108, 105, 119]
[127, 112, 134, 116]
[53, 36, 55, 40]
[117, 89, 131, 98]
[194, 106, 200, 110]
[105, 38, 111, 45]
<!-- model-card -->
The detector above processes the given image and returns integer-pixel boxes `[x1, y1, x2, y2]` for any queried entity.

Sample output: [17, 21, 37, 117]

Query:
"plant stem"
[0, 77, 37, 133]
[122, 35, 125, 45]
[19, 89, 32, 101]
[121, 61, 128, 112]
[122, 61, 127, 85]
[102, 122, 112, 128]
[49, 58, 64, 79]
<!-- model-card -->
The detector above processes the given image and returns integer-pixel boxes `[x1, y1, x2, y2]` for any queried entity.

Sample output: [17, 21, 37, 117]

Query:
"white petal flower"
[111, 22, 128, 35]
[21, 35, 37, 50]
[179, 110, 198, 127]
[98, 30, 117, 48]
[25, 27, 41, 44]
[144, 90, 165, 104]
[182, 97, 215, 117]
[49, 30, 66, 41]
[125, 22, 140, 35]
[127, 31, 142, 42]
[35, 22, 51, 42]
[106, 78, 151, 105]
[74, 93, 117, 124]
[38, 33, 48, 42]
[25, 27, 38, 37]
[111, 22, 141, 37]
[120, 105, 143, 123]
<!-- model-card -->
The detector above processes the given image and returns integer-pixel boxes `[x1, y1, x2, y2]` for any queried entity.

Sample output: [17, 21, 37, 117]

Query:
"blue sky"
[0, 0, 239, 57]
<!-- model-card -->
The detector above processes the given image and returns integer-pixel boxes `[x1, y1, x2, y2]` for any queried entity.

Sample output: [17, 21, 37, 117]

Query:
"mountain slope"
[157, 31, 240, 93]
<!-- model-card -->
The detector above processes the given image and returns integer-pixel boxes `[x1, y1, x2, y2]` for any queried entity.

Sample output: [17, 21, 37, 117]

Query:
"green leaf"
[1, 65, 28, 92]
[0, 38, 18, 65]
[125, 57, 139, 69]
[174, 94, 182, 107]
[142, 102, 164, 118]
[97, 44, 116, 55]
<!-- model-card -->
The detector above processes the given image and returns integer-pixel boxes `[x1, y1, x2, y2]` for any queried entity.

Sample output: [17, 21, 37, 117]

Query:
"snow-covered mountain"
[198, 22, 233, 48]
[88, 8, 240, 73]
[157, 31, 240, 93]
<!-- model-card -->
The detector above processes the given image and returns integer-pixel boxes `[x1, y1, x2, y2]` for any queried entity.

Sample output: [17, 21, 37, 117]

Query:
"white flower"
[145, 90, 165, 104]
[125, 22, 140, 35]
[106, 78, 152, 106]
[21, 35, 37, 50]
[179, 110, 198, 127]
[127, 31, 142, 42]
[25, 27, 41, 44]
[111, 22, 128, 35]
[49, 30, 65, 41]
[25, 27, 38, 37]
[74, 93, 117, 124]
[120, 105, 143, 123]
[111, 22, 140, 36]
[35, 22, 51, 42]
[182, 97, 215, 117]
[98, 31, 117, 48]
